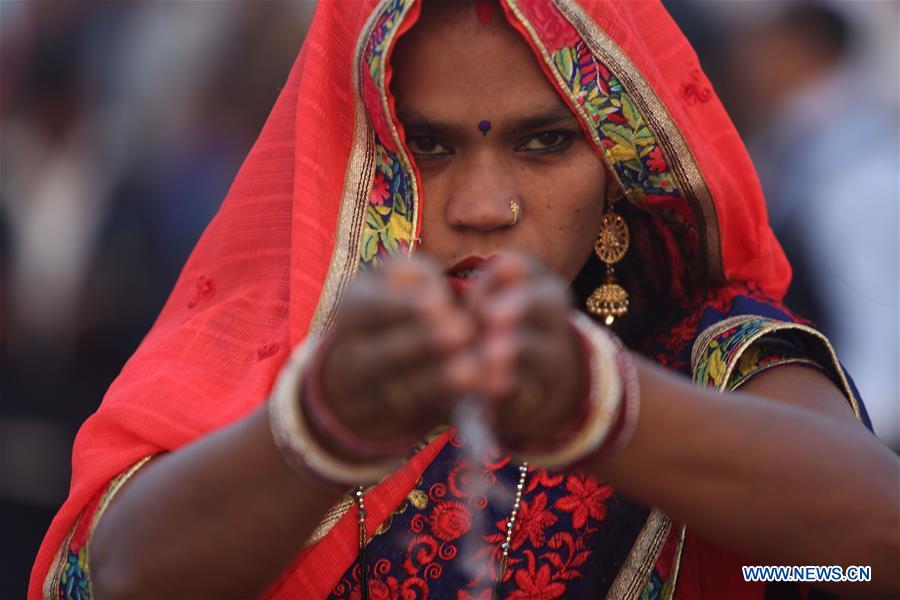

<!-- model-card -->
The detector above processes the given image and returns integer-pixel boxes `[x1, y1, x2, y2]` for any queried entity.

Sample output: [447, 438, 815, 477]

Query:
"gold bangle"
[268, 337, 399, 489]
[514, 312, 624, 470]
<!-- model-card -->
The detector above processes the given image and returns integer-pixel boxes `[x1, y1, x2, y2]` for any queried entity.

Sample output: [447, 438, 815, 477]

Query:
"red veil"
[31, 0, 790, 597]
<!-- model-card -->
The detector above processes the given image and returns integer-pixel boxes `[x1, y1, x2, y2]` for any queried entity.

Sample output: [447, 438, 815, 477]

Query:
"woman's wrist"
[500, 319, 592, 453]
[303, 335, 416, 463]
[268, 337, 402, 491]
[508, 312, 640, 470]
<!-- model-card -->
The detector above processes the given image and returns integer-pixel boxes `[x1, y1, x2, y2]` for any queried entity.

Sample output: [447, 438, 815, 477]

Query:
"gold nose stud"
[510, 200, 520, 226]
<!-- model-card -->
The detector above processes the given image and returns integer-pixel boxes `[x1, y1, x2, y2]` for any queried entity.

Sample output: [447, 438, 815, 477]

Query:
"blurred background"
[1, 1, 897, 595]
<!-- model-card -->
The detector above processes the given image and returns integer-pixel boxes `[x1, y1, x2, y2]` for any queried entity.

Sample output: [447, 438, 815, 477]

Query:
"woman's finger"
[396, 359, 470, 425]
[337, 258, 453, 335]
[337, 311, 474, 389]
[492, 326, 583, 443]
[465, 253, 540, 312]
[480, 278, 572, 333]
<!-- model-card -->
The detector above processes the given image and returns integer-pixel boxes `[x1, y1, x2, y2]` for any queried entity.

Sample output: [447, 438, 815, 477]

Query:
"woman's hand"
[462, 254, 586, 449]
[319, 257, 475, 455]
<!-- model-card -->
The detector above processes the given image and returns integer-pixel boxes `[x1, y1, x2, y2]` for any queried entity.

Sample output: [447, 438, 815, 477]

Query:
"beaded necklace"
[353, 462, 529, 600]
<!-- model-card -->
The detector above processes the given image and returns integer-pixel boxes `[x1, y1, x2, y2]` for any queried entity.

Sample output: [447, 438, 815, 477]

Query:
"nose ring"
[509, 200, 520, 226]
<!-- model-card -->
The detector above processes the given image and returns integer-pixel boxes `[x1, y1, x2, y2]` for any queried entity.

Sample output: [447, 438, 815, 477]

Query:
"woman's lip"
[445, 255, 492, 274]
[445, 256, 497, 296]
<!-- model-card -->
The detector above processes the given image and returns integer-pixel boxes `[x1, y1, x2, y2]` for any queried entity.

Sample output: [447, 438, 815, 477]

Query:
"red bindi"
[474, 0, 497, 26]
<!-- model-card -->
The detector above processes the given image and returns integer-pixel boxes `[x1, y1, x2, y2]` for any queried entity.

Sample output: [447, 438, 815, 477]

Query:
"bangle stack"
[303, 336, 415, 462]
[271, 312, 640, 488]
[268, 337, 400, 490]
[514, 312, 640, 470]
[605, 339, 640, 460]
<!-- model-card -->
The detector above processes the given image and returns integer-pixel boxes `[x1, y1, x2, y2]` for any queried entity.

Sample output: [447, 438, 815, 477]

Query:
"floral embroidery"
[731, 332, 823, 387]
[693, 316, 841, 397]
[359, 0, 418, 269]
[429, 501, 472, 542]
[644, 283, 785, 369]
[554, 475, 614, 529]
[59, 543, 90, 600]
[525, 468, 565, 493]
[186, 275, 215, 308]
[509, 0, 699, 262]
[374, 484, 428, 537]
[369, 173, 390, 206]
[647, 147, 668, 173]
[361, 138, 415, 267]
[510, 493, 558, 549]
[255, 343, 280, 361]
[680, 68, 713, 105]
[693, 317, 775, 389]
[331, 442, 619, 599]
[363, 0, 412, 152]
[57, 493, 102, 599]
[509, 553, 567, 599]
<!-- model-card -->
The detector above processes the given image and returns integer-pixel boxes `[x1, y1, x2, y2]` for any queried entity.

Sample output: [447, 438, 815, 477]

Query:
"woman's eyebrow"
[396, 106, 580, 134]
[513, 107, 580, 131]
[397, 107, 447, 133]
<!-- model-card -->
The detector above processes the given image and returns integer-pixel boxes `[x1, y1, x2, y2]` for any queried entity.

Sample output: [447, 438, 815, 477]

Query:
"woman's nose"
[444, 157, 520, 232]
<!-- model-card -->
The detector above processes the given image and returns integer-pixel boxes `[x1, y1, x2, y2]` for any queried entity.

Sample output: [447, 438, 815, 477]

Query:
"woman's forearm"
[598, 358, 900, 594]
[89, 405, 343, 599]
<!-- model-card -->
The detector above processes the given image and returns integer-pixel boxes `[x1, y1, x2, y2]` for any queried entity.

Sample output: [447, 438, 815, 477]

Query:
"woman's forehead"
[392, 7, 568, 128]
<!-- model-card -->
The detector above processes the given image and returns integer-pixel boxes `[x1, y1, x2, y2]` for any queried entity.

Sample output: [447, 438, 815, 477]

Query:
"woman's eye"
[518, 131, 573, 153]
[407, 136, 450, 157]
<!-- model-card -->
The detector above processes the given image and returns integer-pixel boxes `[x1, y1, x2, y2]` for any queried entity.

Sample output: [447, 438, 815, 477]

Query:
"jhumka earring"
[586, 204, 630, 326]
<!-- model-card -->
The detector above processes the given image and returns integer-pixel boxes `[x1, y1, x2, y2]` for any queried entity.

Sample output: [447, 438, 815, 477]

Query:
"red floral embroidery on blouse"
[509, 551, 567, 599]
[554, 474, 614, 529]
[525, 468, 565, 493]
[429, 501, 472, 542]
[508, 492, 558, 549]
[333, 452, 618, 599]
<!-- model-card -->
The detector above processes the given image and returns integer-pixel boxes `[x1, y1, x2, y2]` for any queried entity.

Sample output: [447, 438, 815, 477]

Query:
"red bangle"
[302, 335, 415, 461]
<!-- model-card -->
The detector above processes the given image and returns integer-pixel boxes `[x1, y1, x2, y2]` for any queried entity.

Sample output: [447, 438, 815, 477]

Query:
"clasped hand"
[318, 254, 585, 456]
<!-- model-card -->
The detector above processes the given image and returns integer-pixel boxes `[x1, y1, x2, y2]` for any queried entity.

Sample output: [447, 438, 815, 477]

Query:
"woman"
[32, 0, 899, 598]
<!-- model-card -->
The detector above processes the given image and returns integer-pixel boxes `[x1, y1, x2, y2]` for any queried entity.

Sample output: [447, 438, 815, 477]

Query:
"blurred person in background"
[722, 1, 900, 450]
[0, 1, 312, 596]
[25, 1, 899, 599]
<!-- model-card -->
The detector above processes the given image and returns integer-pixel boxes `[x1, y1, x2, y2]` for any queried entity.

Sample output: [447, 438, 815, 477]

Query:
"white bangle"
[268, 337, 399, 489]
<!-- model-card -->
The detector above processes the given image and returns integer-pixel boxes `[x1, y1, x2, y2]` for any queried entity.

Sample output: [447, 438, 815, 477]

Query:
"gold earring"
[586, 209, 629, 325]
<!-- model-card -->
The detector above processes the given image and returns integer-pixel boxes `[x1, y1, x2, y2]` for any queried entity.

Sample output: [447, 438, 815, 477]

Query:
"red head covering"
[31, 1, 788, 596]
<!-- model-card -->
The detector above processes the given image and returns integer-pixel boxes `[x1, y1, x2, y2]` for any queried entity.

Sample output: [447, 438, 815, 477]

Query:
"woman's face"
[392, 4, 607, 284]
